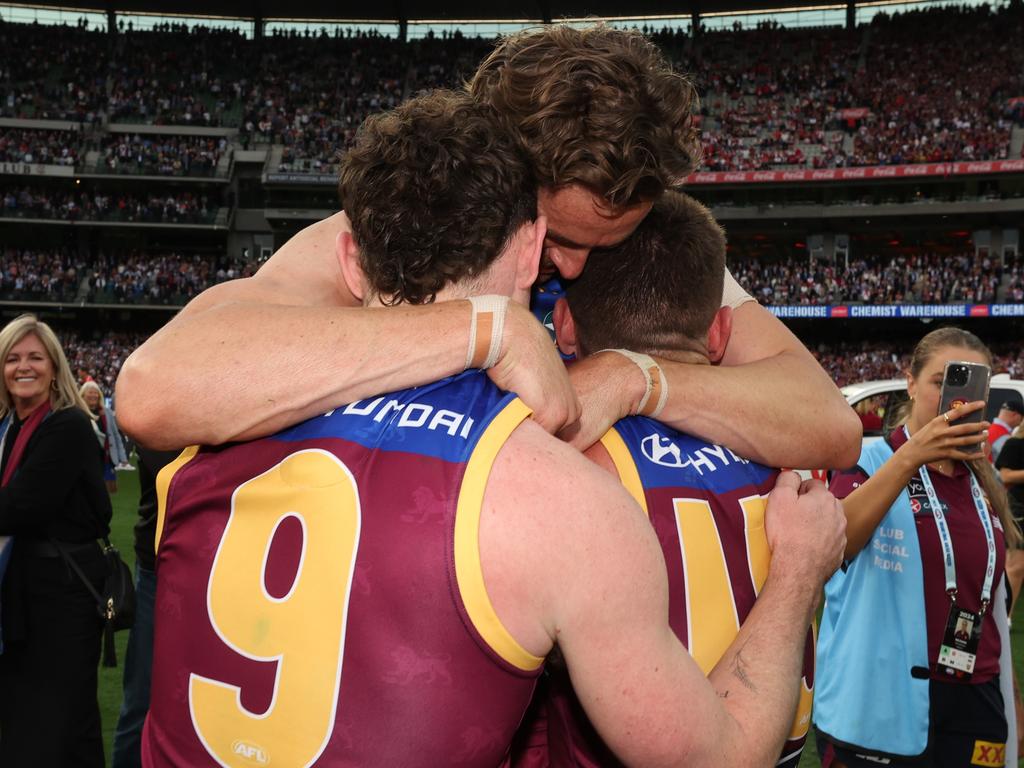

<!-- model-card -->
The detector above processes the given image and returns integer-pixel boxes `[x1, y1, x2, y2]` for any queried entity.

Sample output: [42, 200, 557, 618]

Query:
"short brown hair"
[339, 90, 535, 305]
[469, 24, 700, 207]
[565, 191, 725, 356]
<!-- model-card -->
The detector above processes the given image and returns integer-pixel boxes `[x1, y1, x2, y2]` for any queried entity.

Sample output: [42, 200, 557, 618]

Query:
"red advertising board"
[685, 159, 1024, 186]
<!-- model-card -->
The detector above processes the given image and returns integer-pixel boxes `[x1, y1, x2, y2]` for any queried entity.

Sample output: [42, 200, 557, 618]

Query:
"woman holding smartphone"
[814, 327, 1023, 768]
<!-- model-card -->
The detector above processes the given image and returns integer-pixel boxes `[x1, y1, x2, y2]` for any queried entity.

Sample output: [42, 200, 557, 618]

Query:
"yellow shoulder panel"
[598, 428, 649, 517]
[154, 445, 201, 554]
[454, 397, 544, 672]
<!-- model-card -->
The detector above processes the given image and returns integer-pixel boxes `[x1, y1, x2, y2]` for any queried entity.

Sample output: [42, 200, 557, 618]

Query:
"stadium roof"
[20, 0, 853, 25]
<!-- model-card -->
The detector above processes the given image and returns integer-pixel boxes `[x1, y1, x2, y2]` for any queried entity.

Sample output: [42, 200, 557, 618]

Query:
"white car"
[842, 373, 1024, 446]
[798, 374, 1024, 481]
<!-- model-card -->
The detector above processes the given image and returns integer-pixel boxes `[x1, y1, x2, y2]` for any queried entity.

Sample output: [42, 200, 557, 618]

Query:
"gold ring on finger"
[943, 412, 950, 423]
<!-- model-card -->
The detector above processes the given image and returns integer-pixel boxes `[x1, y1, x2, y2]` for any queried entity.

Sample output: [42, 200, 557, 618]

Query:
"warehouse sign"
[769, 304, 1024, 319]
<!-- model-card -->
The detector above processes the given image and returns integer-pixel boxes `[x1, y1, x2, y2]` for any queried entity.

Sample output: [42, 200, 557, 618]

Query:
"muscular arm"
[118, 276, 470, 449]
[117, 215, 575, 449]
[566, 300, 861, 469]
[483, 424, 840, 767]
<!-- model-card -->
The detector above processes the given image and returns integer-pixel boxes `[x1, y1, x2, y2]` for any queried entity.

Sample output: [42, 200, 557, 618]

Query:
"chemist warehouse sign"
[769, 304, 1024, 320]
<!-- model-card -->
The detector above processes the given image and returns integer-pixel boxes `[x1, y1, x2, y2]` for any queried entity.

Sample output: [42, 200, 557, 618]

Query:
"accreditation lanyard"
[904, 425, 997, 613]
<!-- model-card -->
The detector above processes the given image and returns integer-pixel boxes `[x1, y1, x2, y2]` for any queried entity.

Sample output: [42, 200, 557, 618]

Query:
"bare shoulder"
[479, 418, 655, 651]
[492, 419, 636, 519]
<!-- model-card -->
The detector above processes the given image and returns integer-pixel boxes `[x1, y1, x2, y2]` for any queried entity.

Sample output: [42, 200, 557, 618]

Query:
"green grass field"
[97, 466, 1024, 767]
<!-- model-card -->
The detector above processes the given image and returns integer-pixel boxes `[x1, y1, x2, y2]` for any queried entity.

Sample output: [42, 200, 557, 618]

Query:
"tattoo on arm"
[730, 646, 758, 693]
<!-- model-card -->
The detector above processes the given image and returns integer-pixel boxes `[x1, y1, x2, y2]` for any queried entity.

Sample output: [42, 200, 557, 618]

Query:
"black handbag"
[55, 537, 136, 667]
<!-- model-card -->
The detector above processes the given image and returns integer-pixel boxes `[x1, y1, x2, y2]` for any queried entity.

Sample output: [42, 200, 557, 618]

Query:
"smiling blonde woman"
[0, 313, 112, 768]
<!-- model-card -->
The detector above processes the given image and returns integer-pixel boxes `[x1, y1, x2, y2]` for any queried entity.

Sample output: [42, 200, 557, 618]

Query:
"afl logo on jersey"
[641, 434, 686, 468]
[232, 740, 270, 765]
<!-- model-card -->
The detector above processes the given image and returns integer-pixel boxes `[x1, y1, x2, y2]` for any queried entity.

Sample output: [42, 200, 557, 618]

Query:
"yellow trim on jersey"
[599, 428, 649, 517]
[154, 445, 201, 553]
[454, 397, 544, 672]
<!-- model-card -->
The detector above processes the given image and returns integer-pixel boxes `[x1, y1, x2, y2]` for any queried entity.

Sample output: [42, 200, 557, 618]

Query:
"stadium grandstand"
[1, 0, 1022, 387]
[1, 0, 1023, 763]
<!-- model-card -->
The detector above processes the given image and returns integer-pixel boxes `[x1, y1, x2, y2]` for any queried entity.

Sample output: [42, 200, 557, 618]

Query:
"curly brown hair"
[565, 191, 725, 357]
[469, 24, 701, 207]
[339, 89, 536, 305]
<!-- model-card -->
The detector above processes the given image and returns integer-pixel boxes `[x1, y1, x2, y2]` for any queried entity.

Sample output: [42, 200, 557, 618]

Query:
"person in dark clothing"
[997, 426, 1024, 523]
[111, 445, 178, 768]
[0, 313, 112, 768]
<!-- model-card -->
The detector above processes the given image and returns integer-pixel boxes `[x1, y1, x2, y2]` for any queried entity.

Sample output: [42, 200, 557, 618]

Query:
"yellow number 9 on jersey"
[190, 449, 361, 767]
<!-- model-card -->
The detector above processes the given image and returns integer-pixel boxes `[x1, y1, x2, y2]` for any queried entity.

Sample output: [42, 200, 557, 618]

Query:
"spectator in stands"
[730, 252, 1003, 308]
[80, 380, 128, 493]
[0, 314, 111, 768]
[99, 134, 225, 177]
[0, 129, 84, 166]
[6, 3, 1021, 174]
[0, 187, 212, 224]
[988, 401, 1024, 464]
[817, 327, 1022, 767]
[997, 423, 1024, 523]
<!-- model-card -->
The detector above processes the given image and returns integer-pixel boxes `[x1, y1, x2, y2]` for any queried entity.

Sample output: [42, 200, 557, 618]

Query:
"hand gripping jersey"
[528, 417, 814, 768]
[143, 372, 543, 768]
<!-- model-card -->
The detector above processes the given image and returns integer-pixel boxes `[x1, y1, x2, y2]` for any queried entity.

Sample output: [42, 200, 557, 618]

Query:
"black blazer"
[0, 407, 112, 542]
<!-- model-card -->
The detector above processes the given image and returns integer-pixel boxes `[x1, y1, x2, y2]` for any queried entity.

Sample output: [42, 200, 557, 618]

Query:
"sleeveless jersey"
[142, 371, 543, 768]
[530, 416, 814, 768]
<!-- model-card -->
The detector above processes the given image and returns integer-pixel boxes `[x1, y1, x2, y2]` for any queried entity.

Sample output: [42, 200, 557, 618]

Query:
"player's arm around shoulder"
[564, 278, 860, 470]
[481, 419, 790, 767]
[118, 215, 578, 450]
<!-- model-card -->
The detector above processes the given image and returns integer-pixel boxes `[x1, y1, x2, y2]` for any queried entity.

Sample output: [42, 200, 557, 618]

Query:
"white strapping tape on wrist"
[466, 295, 510, 370]
[597, 348, 669, 419]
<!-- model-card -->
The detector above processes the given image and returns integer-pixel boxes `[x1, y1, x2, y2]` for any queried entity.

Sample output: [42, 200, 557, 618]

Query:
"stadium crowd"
[0, 248, 252, 305]
[1, 3, 1021, 175]
[0, 128, 86, 166]
[62, 329, 149, 393]
[684, 5, 1023, 170]
[0, 188, 216, 223]
[97, 133, 226, 176]
[811, 339, 1024, 387]
[732, 251, 1007, 305]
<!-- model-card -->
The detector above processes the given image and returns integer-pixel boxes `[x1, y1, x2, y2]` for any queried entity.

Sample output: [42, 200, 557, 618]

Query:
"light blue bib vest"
[814, 437, 1016, 761]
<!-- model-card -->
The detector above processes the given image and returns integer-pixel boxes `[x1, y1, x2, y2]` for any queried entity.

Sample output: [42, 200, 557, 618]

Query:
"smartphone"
[939, 361, 990, 449]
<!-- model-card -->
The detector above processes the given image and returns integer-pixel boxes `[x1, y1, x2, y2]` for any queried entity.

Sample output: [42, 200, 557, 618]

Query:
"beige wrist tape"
[598, 348, 669, 418]
[466, 295, 509, 370]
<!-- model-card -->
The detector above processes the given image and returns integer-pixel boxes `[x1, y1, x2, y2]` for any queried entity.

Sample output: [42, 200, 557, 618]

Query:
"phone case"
[938, 361, 991, 426]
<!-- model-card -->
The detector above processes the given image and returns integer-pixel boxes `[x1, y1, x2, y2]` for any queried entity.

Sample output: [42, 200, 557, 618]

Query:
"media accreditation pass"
[911, 427, 999, 680]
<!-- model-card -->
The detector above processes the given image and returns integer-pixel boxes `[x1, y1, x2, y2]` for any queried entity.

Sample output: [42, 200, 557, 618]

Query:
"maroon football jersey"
[143, 373, 543, 767]
[512, 419, 814, 768]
